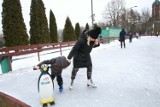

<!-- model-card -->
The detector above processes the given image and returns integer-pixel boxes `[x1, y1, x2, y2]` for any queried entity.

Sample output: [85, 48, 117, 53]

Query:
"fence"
[0, 41, 75, 71]
[0, 92, 31, 107]
[0, 37, 118, 72]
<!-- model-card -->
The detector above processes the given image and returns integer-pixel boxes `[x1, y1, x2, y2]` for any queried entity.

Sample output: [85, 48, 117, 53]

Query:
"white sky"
[0, 0, 154, 34]
[0, 36, 160, 107]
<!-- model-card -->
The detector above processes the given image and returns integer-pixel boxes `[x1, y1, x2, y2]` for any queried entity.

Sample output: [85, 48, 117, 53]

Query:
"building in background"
[152, 0, 160, 35]
[152, 0, 160, 18]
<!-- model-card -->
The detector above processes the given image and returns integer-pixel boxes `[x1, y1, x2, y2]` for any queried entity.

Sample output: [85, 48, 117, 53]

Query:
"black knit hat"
[88, 27, 101, 39]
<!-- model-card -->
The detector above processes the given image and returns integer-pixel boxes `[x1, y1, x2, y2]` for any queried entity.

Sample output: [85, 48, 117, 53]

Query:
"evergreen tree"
[30, 0, 50, 45]
[75, 23, 80, 39]
[2, 0, 29, 47]
[85, 23, 90, 30]
[0, 37, 5, 48]
[63, 17, 76, 42]
[49, 10, 58, 43]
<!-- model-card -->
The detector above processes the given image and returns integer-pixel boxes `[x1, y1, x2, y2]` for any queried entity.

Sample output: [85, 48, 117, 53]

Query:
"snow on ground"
[0, 36, 160, 107]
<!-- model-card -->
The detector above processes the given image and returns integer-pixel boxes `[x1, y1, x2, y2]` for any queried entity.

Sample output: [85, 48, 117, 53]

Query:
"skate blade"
[69, 86, 73, 90]
[87, 84, 97, 88]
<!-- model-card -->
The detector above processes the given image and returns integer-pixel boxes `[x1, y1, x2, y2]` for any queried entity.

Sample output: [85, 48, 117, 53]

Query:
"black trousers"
[71, 66, 92, 80]
[51, 74, 63, 87]
[120, 40, 125, 48]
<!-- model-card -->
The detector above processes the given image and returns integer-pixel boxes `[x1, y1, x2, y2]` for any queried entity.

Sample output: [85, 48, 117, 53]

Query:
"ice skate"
[69, 85, 73, 90]
[50, 101, 55, 105]
[87, 79, 97, 88]
[43, 103, 48, 107]
[59, 86, 63, 93]
[69, 79, 74, 90]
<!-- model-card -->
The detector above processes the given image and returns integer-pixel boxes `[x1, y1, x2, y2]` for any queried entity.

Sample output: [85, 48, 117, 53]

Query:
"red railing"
[0, 41, 75, 57]
[0, 92, 31, 107]
[0, 41, 76, 71]
[0, 37, 118, 71]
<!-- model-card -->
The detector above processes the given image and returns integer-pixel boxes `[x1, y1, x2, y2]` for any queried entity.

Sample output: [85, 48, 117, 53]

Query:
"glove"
[33, 66, 40, 70]
[67, 59, 71, 63]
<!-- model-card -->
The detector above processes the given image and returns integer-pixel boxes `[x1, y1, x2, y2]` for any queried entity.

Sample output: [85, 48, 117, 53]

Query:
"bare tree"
[140, 8, 152, 34]
[103, 0, 125, 27]
[127, 9, 141, 33]
[141, 8, 151, 23]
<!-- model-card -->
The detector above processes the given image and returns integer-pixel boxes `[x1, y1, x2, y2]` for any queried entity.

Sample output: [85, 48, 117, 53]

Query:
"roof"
[152, 0, 160, 8]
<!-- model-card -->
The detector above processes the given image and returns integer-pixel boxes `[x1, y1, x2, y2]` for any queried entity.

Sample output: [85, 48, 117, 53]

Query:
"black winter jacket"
[67, 30, 100, 68]
[119, 29, 126, 41]
[37, 56, 70, 76]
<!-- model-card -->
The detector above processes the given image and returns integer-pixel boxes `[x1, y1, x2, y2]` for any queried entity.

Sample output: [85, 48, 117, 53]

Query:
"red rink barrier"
[0, 92, 31, 107]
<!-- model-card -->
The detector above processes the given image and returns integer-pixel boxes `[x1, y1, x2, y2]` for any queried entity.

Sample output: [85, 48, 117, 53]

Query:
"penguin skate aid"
[33, 56, 70, 106]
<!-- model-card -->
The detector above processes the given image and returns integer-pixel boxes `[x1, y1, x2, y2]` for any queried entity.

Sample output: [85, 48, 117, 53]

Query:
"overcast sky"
[0, 0, 154, 34]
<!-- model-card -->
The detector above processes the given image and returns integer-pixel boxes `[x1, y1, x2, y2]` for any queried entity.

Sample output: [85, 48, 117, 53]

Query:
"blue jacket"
[119, 29, 126, 41]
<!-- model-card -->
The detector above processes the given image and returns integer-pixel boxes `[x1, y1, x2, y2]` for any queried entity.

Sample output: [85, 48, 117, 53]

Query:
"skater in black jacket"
[34, 56, 70, 92]
[119, 28, 127, 48]
[67, 26, 101, 89]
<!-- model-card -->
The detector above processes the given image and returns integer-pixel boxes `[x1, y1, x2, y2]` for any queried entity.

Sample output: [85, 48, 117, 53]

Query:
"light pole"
[91, 0, 95, 27]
